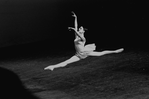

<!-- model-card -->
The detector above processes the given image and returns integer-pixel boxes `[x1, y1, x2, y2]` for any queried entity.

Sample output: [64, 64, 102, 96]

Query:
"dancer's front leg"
[88, 48, 124, 56]
[44, 62, 67, 71]
[44, 55, 80, 71]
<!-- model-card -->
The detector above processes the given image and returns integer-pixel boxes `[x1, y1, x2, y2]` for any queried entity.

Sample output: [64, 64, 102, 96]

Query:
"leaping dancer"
[44, 12, 124, 71]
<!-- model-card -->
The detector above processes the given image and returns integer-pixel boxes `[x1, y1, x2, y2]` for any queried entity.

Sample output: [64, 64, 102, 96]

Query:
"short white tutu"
[75, 43, 96, 59]
[84, 43, 96, 51]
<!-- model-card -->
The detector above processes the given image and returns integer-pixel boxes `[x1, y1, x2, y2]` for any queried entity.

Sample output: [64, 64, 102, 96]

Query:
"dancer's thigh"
[69, 55, 80, 61]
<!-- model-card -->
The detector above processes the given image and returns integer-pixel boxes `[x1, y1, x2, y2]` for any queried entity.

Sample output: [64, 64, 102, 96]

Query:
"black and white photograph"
[0, 0, 148, 99]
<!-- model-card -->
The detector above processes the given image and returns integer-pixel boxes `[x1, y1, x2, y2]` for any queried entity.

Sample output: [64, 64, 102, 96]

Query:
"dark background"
[0, 0, 148, 54]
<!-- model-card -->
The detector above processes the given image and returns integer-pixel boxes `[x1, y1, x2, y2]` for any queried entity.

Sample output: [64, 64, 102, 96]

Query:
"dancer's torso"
[74, 36, 86, 52]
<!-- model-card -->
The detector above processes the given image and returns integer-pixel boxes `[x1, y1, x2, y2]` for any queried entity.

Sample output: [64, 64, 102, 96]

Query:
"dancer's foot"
[114, 48, 124, 53]
[44, 63, 67, 71]
[44, 65, 55, 71]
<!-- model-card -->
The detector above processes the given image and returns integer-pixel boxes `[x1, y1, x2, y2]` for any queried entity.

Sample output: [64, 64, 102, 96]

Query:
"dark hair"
[80, 26, 87, 30]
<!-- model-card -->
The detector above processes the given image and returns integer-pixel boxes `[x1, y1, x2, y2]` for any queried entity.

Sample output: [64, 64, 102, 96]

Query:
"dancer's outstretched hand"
[68, 27, 77, 32]
[68, 27, 75, 30]
[72, 11, 77, 17]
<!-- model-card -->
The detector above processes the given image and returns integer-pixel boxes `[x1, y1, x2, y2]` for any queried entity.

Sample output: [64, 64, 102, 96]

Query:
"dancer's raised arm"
[72, 11, 78, 31]
[68, 12, 84, 39]
[68, 12, 78, 31]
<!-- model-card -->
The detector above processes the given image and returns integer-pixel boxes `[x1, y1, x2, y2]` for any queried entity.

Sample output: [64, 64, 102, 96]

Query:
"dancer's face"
[79, 26, 85, 34]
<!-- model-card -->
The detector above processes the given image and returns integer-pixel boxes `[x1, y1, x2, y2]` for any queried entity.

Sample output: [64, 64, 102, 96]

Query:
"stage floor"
[1, 51, 149, 99]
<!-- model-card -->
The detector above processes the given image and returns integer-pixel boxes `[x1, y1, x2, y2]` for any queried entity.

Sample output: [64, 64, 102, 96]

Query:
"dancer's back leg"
[88, 48, 124, 57]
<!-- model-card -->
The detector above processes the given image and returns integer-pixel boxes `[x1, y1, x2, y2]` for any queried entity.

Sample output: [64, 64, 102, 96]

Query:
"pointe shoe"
[115, 48, 124, 53]
[44, 63, 67, 71]
[44, 66, 55, 71]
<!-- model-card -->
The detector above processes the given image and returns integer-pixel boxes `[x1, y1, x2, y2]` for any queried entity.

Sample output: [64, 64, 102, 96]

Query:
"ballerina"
[44, 12, 124, 71]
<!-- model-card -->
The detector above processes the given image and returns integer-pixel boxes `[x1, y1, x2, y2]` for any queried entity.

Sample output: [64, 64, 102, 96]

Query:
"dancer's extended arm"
[68, 27, 84, 39]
